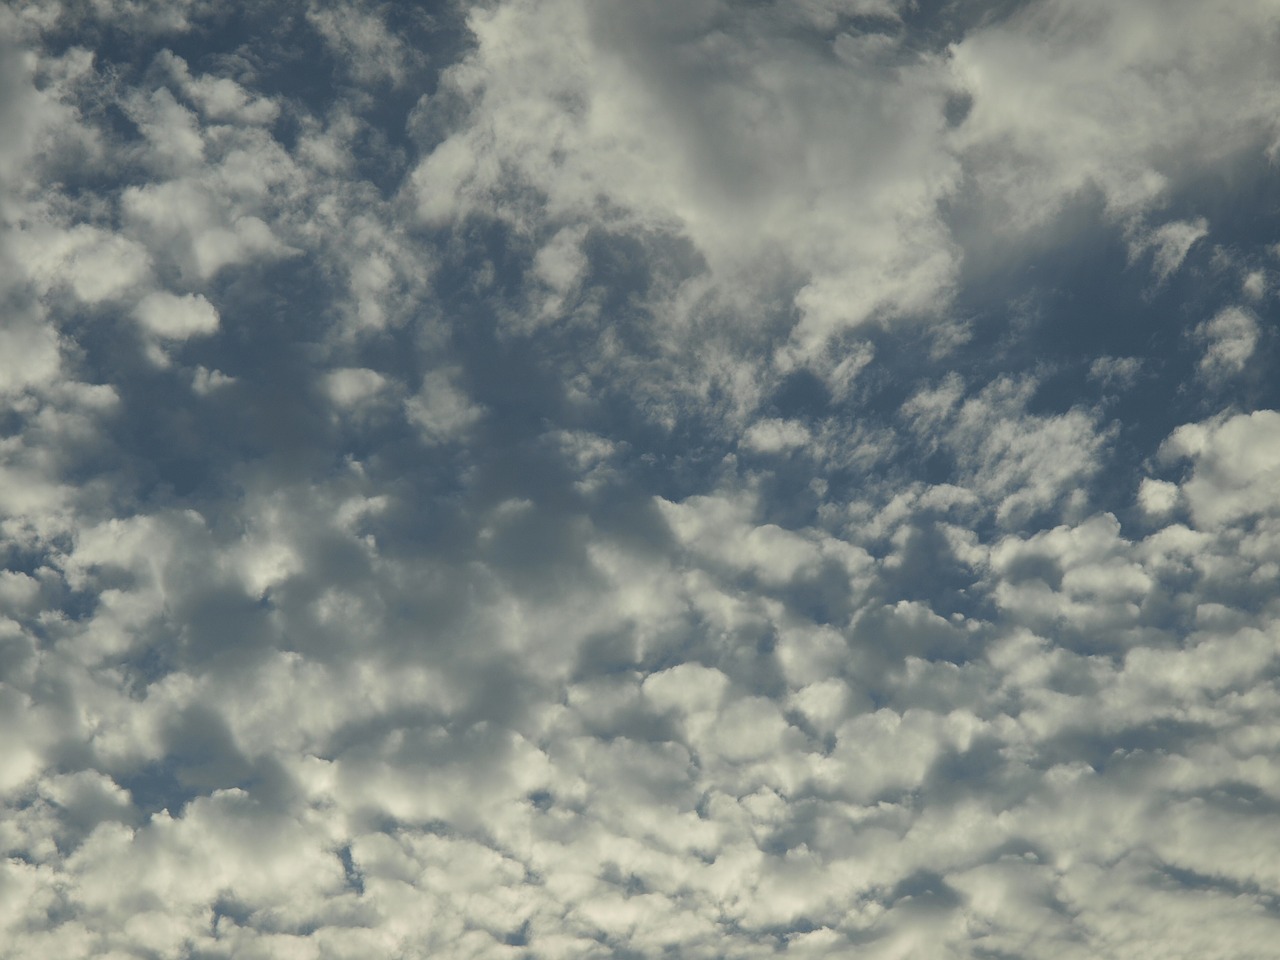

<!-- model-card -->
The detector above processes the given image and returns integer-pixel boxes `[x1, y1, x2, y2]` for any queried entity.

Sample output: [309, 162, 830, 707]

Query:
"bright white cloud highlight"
[134, 291, 220, 340]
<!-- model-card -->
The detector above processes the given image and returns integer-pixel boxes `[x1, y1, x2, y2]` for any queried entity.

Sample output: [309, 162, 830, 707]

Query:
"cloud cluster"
[1, 1, 1279, 958]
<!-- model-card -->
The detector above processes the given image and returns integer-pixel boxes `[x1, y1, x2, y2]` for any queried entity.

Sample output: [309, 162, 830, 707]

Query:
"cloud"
[404, 368, 484, 444]
[949, 0, 1280, 226]
[1088, 355, 1142, 390]
[1137, 477, 1179, 517]
[10, 225, 153, 305]
[323, 366, 389, 409]
[742, 418, 813, 454]
[409, 0, 963, 363]
[0, 314, 60, 396]
[2, 2, 1280, 959]
[1161, 409, 1280, 529]
[1129, 217, 1209, 283]
[157, 51, 280, 126]
[134, 291, 219, 340]
[1194, 306, 1259, 381]
[906, 375, 1108, 528]
[306, 1, 420, 87]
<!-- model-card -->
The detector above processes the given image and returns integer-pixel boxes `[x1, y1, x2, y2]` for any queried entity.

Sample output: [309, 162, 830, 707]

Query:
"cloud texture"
[2, 1, 1280, 957]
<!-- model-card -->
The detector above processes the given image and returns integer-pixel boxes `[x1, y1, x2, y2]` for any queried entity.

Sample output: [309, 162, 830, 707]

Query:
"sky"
[2, 1, 1280, 958]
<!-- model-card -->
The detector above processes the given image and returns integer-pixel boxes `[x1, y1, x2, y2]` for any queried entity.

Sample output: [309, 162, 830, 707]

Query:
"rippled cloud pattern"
[2, 2, 1280, 957]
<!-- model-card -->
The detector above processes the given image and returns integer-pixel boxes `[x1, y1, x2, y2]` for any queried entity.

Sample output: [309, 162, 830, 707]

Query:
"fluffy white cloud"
[9, 225, 152, 304]
[1161, 409, 1280, 529]
[742, 418, 812, 454]
[134, 291, 220, 340]
[1137, 476, 1179, 517]
[0, 315, 60, 396]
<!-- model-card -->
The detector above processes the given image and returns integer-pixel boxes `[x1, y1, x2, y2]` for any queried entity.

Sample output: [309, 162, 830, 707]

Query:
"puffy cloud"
[1161, 409, 1280, 529]
[0, 314, 60, 396]
[404, 368, 484, 444]
[1137, 477, 1179, 517]
[742, 418, 813, 454]
[323, 367, 390, 409]
[158, 51, 279, 126]
[134, 291, 219, 340]
[9, 225, 152, 305]
[1241, 269, 1267, 301]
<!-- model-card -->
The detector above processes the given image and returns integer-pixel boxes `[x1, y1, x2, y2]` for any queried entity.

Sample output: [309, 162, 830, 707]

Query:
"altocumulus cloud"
[2, 1, 1280, 957]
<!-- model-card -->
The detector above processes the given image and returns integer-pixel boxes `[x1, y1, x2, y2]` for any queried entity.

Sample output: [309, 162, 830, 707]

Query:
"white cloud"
[157, 51, 278, 125]
[1161, 409, 1280, 529]
[1242, 269, 1267, 300]
[324, 367, 389, 409]
[902, 372, 965, 440]
[134, 291, 219, 340]
[124, 86, 206, 175]
[79, 0, 205, 34]
[1088, 355, 1142, 390]
[1194, 305, 1259, 380]
[642, 662, 728, 715]
[190, 365, 233, 395]
[9, 224, 152, 304]
[910, 375, 1108, 527]
[742, 418, 812, 454]
[533, 226, 588, 293]
[404, 368, 484, 444]
[0, 43, 95, 198]
[122, 179, 293, 282]
[1137, 477, 1179, 517]
[1129, 217, 1208, 282]
[0, 315, 60, 395]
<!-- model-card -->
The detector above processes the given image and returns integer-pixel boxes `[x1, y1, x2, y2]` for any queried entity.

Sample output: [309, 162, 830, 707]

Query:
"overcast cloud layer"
[2, 1, 1280, 957]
